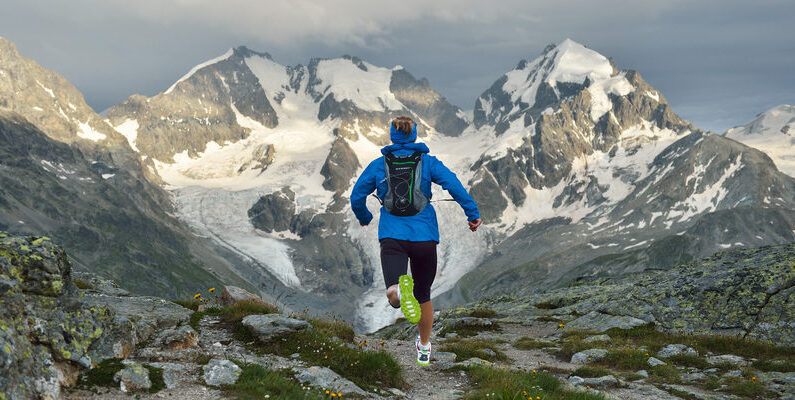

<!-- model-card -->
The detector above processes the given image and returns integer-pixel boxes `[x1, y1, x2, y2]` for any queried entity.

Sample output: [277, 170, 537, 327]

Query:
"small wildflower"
[325, 390, 330, 394]
[586, 385, 590, 389]
[558, 323, 565, 328]
[331, 393, 336, 397]
[193, 293, 201, 299]
[208, 287, 216, 292]
[338, 393, 342, 397]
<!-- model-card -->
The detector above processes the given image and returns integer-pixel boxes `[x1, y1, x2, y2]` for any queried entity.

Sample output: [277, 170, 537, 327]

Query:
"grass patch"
[595, 349, 647, 371]
[667, 354, 710, 369]
[439, 338, 508, 362]
[571, 366, 613, 378]
[603, 323, 795, 362]
[463, 365, 605, 400]
[722, 376, 769, 398]
[73, 278, 94, 290]
[556, 338, 590, 360]
[468, 308, 497, 318]
[248, 328, 403, 391]
[307, 317, 355, 343]
[78, 358, 125, 388]
[439, 320, 502, 338]
[752, 358, 795, 372]
[535, 301, 560, 310]
[513, 337, 554, 350]
[647, 364, 681, 384]
[222, 364, 325, 400]
[143, 364, 165, 393]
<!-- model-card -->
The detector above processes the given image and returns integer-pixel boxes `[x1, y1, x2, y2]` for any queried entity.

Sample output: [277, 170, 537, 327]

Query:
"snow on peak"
[313, 57, 403, 112]
[545, 39, 614, 88]
[725, 104, 795, 177]
[165, 48, 235, 94]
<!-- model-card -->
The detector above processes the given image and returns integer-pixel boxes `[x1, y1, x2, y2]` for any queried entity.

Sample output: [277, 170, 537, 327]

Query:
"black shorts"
[380, 238, 437, 304]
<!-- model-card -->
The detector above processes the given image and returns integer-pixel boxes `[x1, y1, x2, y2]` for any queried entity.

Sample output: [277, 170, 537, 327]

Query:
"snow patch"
[314, 58, 403, 112]
[76, 122, 107, 142]
[114, 119, 140, 152]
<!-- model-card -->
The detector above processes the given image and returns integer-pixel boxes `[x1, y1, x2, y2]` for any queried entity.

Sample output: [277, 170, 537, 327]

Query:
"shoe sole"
[399, 275, 421, 324]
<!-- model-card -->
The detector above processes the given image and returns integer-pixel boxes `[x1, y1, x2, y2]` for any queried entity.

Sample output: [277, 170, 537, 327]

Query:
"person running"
[350, 116, 481, 366]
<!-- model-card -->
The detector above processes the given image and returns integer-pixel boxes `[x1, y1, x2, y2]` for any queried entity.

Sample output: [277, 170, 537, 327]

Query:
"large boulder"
[218, 285, 266, 308]
[571, 349, 609, 364]
[241, 314, 309, 342]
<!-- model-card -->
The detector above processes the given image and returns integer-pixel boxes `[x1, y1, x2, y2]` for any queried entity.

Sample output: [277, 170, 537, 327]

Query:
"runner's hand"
[468, 218, 482, 232]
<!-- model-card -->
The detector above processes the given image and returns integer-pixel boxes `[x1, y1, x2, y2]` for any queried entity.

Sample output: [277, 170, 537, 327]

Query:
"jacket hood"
[390, 123, 418, 144]
[381, 142, 430, 155]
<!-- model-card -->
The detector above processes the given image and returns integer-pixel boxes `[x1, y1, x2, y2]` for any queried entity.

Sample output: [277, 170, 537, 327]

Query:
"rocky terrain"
[3, 234, 793, 399]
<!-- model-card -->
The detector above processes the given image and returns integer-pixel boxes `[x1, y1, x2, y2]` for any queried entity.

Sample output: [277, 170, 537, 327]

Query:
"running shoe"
[416, 336, 431, 366]
[398, 274, 421, 324]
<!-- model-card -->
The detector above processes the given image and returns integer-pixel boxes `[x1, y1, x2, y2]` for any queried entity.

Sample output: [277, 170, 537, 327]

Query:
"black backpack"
[382, 151, 429, 216]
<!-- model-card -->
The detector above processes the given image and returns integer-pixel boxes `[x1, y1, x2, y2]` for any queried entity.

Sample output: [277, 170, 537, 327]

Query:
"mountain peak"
[233, 45, 272, 60]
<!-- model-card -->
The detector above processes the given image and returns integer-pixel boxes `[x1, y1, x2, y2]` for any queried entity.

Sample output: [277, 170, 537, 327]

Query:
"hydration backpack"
[382, 151, 429, 216]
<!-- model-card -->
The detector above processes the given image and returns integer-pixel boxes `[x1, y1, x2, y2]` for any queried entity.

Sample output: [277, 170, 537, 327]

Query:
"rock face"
[202, 358, 242, 387]
[0, 234, 192, 400]
[241, 314, 310, 341]
[566, 311, 646, 332]
[248, 187, 296, 233]
[467, 243, 795, 345]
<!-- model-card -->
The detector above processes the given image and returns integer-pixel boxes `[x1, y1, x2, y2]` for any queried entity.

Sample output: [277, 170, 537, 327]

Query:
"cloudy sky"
[2, 0, 792, 132]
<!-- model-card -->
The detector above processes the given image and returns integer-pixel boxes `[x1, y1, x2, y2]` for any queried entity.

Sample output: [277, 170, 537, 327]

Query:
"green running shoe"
[398, 275, 421, 324]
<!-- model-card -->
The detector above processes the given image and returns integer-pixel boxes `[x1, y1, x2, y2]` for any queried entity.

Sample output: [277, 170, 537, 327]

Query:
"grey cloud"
[1, 0, 792, 132]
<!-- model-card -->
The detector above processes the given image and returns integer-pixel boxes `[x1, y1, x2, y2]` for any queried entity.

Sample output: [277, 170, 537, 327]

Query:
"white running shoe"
[416, 336, 431, 366]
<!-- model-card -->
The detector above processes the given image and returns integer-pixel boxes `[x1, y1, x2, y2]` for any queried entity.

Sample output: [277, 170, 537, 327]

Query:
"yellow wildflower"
[193, 293, 201, 299]
[209, 287, 216, 292]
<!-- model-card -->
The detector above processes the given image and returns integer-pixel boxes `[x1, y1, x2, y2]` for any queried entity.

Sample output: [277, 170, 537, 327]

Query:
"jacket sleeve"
[430, 157, 481, 221]
[350, 160, 378, 224]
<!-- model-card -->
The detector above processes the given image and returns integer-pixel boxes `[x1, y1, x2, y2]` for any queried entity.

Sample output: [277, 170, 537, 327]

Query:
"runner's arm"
[350, 161, 378, 225]
[429, 157, 480, 221]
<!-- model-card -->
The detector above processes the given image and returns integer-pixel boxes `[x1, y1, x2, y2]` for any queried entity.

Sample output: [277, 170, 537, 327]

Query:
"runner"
[350, 116, 482, 366]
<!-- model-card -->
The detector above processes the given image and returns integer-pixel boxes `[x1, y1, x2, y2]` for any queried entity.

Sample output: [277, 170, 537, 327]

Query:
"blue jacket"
[350, 141, 480, 242]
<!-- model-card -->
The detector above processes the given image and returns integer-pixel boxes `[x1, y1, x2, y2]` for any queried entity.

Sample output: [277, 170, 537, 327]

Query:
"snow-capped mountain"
[725, 104, 795, 177]
[86, 39, 795, 331]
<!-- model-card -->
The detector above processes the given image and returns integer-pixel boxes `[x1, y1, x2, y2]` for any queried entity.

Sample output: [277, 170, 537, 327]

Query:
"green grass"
[222, 364, 326, 400]
[78, 358, 125, 388]
[602, 323, 795, 361]
[595, 349, 648, 371]
[659, 386, 699, 400]
[439, 338, 508, 362]
[647, 364, 682, 384]
[439, 319, 502, 338]
[752, 358, 795, 372]
[306, 317, 355, 343]
[513, 337, 554, 350]
[722, 376, 769, 398]
[143, 364, 165, 393]
[469, 308, 497, 318]
[667, 354, 711, 369]
[571, 366, 613, 378]
[246, 327, 403, 391]
[535, 301, 561, 310]
[463, 365, 606, 400]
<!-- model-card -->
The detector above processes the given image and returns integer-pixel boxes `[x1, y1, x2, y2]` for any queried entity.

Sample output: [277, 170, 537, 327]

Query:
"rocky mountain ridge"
[97, 38, 795, 332]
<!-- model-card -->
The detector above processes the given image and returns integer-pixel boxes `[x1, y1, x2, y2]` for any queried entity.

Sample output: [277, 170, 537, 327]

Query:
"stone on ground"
[648, 357, 666, 367]
[568, 375, 619, 389]
[241, 314, 309, 341]
[152, 325, 199, 350]
[294, 366, 368, 396]
[219, 285, 266, 307]
[571, 348, 609, 364]
[657, 344, 697, 358]
[583, 334, 612, 343]
[706, 354, 747, 366]
[202, 358, 242, 386]
[114, 362, 151, 393]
